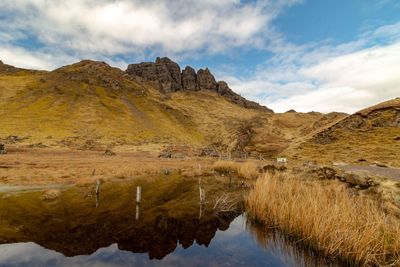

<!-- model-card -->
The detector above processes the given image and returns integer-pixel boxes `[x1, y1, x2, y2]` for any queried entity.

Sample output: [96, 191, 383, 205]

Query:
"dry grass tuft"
[246, 173, 400, 266]
[213, 193, 243, 215]
[212, 160, 259, 179]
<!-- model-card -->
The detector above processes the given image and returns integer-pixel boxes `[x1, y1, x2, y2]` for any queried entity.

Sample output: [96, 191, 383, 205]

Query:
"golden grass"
[0, 65, 345, 157]
[246, 173, 400, 266]
[212, 160, 259, 179]
[0, 149, 215, 185]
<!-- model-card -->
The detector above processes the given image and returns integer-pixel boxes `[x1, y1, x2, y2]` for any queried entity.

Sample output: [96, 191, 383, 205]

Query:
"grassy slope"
[247, 173, 400, 266]
[284, 98, 400, 167]
[0, 61, 264, 150]
[0, 60, 345, 155]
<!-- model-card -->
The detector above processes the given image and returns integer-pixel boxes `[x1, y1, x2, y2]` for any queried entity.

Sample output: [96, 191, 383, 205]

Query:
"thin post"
[199, 187, 205, 203]
[136, 186, 142, 203]
[135, 203, 140, 220]
[198, 177, 205, 204]
[95, 179, 100, 195]
[95, 179, 100, 208]
[199, 202, 203, 219]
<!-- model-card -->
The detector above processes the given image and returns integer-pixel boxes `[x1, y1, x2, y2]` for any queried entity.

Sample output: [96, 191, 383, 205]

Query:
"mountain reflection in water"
[0, 176, 340, 266]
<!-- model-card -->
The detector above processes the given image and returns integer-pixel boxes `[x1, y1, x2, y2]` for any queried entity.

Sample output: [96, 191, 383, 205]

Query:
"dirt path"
[338, 165, 400, 181]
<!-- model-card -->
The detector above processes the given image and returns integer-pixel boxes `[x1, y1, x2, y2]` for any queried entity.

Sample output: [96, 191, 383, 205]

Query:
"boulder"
[342, 171, 379, 188]
[197, 68, 218, 91]
[306, 165, 339, 180]
[158, 151, 172, 158]
[261, 164, 286, 174]
[182, 66, 198, 91]
[104, 149, 116, 156]
[0, 144, 6, 154]
[199, 146, 219, 157]
[304, 164, 379, 188]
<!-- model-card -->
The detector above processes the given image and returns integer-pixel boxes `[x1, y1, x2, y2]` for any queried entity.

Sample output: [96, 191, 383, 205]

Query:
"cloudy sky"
[0, 0, 399, 113]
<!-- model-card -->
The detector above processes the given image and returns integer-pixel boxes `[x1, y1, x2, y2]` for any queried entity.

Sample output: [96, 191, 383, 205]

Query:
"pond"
[0, 175, 339, 267]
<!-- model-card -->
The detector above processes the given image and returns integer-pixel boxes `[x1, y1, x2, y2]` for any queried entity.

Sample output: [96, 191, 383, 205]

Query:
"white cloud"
[225, 23, 400, 113]
[0, 0, 300, 70]
[1, 0, 398, 114]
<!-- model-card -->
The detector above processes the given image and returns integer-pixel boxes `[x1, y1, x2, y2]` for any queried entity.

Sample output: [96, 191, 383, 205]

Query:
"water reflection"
[0, 176, 340, 266]
[246, 219, 340, 267]
[0, 176, 240, 259]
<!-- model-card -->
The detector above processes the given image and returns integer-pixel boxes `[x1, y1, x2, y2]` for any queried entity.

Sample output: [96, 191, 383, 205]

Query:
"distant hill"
[0, 58, 344, 156]
[285, 98, 400, 167]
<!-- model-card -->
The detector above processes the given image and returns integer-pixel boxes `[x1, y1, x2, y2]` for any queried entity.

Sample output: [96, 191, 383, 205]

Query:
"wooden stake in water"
[198, 177, 205, 204]
[95, 179, 100, 195]
[136, 186, 142, 203]
[95, 179, 100, 208]
[135, 203, 140, 220]
[199, 187, 205, 204]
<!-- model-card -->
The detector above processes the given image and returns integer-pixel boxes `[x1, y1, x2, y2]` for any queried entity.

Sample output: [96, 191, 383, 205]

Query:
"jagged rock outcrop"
[217, 81, 231, 95]
[196, 68, 218, 91]
[181, 66, 197, 91]
[126, 57, 182, 93]
[125, 57, 272, 112]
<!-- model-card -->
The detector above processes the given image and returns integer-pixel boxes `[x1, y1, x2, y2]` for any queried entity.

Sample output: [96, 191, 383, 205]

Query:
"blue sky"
[0, 0, 399, 113]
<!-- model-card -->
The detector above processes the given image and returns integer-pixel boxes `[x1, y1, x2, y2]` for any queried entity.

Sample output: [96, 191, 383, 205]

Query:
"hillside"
[0, 58, 343, 157]
[285, 98, 400, 166]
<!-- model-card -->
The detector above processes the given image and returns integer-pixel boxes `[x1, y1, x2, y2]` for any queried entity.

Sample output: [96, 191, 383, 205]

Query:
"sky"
[0, 0, 399, 113]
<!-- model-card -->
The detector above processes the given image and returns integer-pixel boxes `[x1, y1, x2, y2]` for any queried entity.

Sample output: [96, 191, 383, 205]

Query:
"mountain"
[0, 58, 343, 156]
[126, 57, 271, 112]
[285, 98, 400, 167]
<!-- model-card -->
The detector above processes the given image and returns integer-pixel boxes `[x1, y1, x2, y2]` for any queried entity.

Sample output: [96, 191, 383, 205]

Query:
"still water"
[0, 176, 339, 267]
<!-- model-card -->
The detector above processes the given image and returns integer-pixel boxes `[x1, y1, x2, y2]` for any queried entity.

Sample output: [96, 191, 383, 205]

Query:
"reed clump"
[212, 160, 259, 179]
[246, 173, 400, 266]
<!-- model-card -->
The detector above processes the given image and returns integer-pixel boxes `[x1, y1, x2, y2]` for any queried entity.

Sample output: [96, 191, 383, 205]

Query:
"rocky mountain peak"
[196, 68, 218, 91]
[126, 57, 182, 93]
[182, 66, 197, 91]
[125, 57, 272, 112]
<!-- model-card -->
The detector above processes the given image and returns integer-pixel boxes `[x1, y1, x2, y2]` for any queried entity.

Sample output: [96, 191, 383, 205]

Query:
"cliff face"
[126, 57, 272, 112]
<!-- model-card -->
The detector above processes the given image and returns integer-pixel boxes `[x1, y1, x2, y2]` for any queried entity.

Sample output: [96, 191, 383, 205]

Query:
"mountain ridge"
[284, 98, 400, 167]
[126, 57, 272, 112]
[0, 58, 271, 112]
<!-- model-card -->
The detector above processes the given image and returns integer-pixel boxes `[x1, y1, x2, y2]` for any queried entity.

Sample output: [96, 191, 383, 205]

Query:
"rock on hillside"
[126, 57, 272, 112]
[126, 57, 182, 93]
